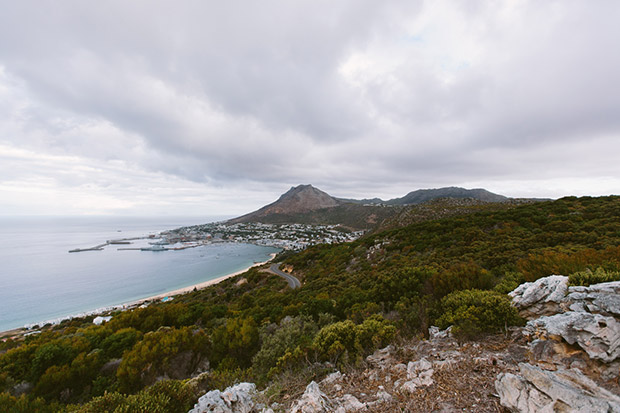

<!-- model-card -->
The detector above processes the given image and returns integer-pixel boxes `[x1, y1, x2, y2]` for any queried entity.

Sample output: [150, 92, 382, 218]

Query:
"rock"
[375, 390, 393, 403]
[335, 394, 366, 412]
[391, 363, 407, 374]
[509, 275, 568, 319]
[429, 325, 452, 340]
[525, 312, 620, 363]
[291, 381, 333, 413]
[11, 381, 32, 396]
[495, 363, 620, 412]
[189, 382, 256, 413]
[365, 344, 394, 368]
[320, 371, 343, 385]
[565, 281, 620, 317]
[407, 357, 434, 386]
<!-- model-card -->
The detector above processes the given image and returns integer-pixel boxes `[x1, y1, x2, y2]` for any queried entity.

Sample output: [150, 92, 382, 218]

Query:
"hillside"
[228, 185, 515, 230]
[386, 186, 508, 205]
[2, 196, 620, 411]
[228, 185, 341, 223]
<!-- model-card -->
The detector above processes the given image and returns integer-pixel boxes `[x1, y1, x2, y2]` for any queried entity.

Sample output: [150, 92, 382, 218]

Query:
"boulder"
[291, 381, 333, 413]
[509, 275, 568, 319]
[525, 312, 620, 363]
[399, 357, 434, 392]
[189, 382, 256, 413]
[334, 394, 366, 412]
[428, 325, 452, 340]
[495, 363, 620, 412]
[565, 281, 620, 317]
[365, 345, 394, 369]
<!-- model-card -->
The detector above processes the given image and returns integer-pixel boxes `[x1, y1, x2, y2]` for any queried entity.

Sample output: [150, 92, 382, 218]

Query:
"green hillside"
[1, 196, 619, 411]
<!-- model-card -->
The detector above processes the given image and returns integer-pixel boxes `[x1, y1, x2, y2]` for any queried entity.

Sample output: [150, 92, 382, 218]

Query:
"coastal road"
[268, 264, 302, 289]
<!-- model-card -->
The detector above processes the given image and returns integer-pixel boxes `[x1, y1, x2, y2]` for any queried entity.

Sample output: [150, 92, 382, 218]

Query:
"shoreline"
[123, 252, 277, 305]
[1, 253, 277, 339]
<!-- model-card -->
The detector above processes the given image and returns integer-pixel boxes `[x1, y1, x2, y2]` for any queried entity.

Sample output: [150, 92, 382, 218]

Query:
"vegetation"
[569, 267, 620, 286]
[1, 196, 619, 410]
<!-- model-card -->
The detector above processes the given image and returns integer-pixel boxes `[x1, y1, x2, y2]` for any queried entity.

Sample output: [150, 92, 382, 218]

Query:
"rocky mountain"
[228, 184, 342, 224]
[385, 186, 508, 205]
[229, 185, 511, 228]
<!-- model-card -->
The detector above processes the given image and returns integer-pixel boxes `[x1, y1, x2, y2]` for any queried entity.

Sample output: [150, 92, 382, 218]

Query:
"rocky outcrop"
[496, 276, 620, 411]
[509, 275, 568, 318]
[400, 357, 434, 392]
[564, 281, 620, 317]
[189, 382, 257, 413]
[496, 363, 620, 413]
[525, 312, 620, 363]
[291, 381, 333, 413]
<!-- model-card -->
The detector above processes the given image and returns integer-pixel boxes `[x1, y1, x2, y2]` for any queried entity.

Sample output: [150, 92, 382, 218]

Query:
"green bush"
[569, 267, 620, 286]
[313, 316, 395, 365]
[75, 380, 195, 413]
[252, 315, 318, 380]
[435, 289, 523, 340]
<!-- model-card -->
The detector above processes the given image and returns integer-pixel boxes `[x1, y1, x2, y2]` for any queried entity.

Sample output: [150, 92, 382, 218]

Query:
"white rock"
[509, 275, 568, 319]
[525, 312, 620, 363]
[190, 382, 256, 413]
[429, 325, 452, 340]
[291, 381, 333, 413]
[406, 357, 434, 386]
[321, 371, 343, 385]
[495, 363, 620, 412]
[335, 394, 366, 412]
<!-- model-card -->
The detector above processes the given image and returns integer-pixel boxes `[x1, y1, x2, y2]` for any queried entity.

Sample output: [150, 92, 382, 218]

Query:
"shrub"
[435, 289, 523, 340]
[569, 267, 620, 286]
[313, 316, 395, 365]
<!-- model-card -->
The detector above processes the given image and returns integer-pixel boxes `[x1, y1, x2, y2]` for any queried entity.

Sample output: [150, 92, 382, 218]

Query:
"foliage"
[569, 267, 620, 286]
[435, 289, 524, 340]
[116, 327, 209, 393]
[252, 315, 319, 380]
[313, 315, 395, 365]
[74, 380, 196, 413]
[2, 196, 620, 408]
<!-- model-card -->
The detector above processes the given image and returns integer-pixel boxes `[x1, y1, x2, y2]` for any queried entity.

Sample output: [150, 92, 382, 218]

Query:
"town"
[163, 222, 365, 250]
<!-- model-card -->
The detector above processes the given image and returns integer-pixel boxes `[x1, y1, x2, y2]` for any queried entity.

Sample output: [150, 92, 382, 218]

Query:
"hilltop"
[228, 184, 515, 229]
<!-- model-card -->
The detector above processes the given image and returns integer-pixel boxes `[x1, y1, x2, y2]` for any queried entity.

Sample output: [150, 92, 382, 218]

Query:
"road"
[268, 264, 302, 289]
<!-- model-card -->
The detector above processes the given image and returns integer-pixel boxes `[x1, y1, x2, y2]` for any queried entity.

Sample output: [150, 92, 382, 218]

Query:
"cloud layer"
[1, 1, 619, 215]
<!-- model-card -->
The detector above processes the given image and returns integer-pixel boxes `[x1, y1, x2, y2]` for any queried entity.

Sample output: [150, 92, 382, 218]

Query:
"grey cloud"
[0, 0, 619, 213]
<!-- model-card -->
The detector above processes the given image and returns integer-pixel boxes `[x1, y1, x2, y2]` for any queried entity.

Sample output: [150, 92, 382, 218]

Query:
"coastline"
[1, 252, 277, 339]
[124, 252, 277, 305]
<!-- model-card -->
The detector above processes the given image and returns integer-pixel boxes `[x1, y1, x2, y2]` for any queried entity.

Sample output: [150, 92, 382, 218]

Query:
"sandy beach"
[128, 252, 277, 305]
[0, 253, 277, 339]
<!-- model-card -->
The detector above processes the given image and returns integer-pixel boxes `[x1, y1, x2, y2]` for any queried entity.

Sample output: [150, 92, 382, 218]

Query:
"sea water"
[0, 216, 280, 332]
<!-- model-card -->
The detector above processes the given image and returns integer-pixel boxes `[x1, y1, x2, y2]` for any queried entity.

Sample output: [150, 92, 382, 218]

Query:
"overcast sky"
[1, 1, 619, 216]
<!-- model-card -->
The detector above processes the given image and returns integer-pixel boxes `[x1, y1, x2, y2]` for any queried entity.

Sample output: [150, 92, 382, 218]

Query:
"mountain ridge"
[228, 184, 511, 226]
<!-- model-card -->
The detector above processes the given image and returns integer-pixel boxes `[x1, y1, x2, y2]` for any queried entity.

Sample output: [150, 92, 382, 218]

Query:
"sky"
[1, 1, 619, 216]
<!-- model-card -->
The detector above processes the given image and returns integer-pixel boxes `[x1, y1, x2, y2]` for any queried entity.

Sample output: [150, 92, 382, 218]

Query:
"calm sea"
[0, 216, 280, 332]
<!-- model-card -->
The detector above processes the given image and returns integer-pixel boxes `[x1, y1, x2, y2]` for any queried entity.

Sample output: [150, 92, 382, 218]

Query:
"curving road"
[268, 264, 302, 289]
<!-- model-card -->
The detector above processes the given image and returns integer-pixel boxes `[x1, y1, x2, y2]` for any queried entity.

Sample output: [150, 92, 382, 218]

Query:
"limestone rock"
[334, 394, 366, 412]
[495, 363, 620, 412]
[509, 275, 568, 319]
[291, 381, 333, 413]
[429, 325, 452, 340]
[320, 371, 343, 385]
[525, 312, 620, 363]
[399, 357, 434, 392]
[565, 281, 620, 317]
[189, 382, 256, 413]
[365, 344, 394, 369]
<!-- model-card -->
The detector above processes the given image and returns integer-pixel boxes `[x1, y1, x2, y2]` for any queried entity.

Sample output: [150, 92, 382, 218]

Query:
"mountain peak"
[229, 184, 341, 223]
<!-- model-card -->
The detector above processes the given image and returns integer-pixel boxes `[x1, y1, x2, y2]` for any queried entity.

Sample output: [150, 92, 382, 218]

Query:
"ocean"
[0, 216, 280, 332]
